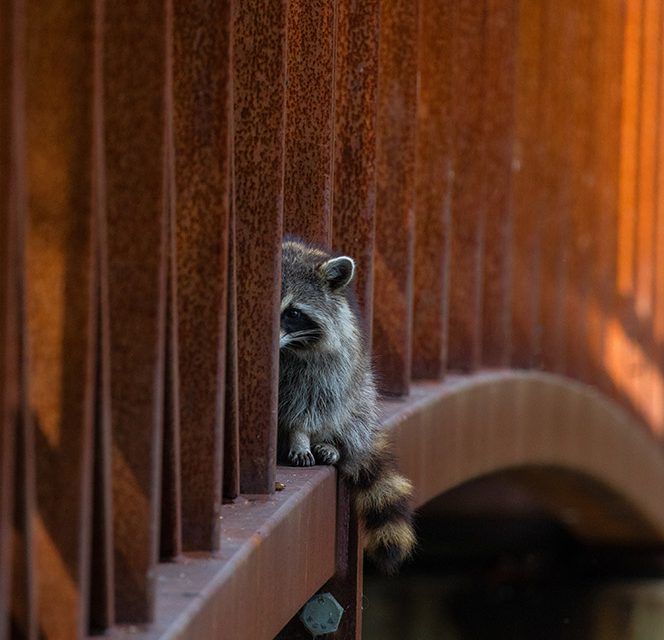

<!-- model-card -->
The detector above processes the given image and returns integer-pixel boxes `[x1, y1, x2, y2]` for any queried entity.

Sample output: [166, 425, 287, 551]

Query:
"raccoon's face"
[280, 240, 356, 353]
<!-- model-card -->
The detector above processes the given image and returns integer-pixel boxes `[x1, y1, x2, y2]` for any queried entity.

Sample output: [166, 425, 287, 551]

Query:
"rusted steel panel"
[590, 0, 622, 399]
[233, 0, 286, 495]
[223, 208, 240, 501]
[446, 0, 486, 372]
[109, 468, 337, 640]
[24, 0, 98, 635]
[510, 0, 543, 368]
[104, 0, 169, 622]
[160, 205, 181, 560]
[412, 0, 453, 381]
[89, 1, 114, 624]
[372, 0, 418, 396]
[0, 0, 19, 636]
[89, 312, 115, 633]
[173, 0, 231, 550]
[617, 0, 641, 300]
[332, 0, 380, 341]
[480, 0, 516, 368]
[283, 0, 335, 245]
[538, 0, 573, 375]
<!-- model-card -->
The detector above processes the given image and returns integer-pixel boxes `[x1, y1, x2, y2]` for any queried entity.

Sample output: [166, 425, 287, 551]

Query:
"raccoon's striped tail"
[345, 434, 416, 574]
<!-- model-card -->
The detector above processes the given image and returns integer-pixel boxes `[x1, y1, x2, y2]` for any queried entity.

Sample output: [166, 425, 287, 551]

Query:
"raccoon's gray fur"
[279, 238, 415, 574]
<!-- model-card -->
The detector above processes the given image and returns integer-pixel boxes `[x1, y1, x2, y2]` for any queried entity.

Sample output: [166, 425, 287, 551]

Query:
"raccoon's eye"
[283, 307, 302, 321]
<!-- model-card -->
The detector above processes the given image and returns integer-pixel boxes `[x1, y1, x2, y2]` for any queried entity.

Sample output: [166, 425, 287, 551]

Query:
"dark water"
[363, 516, 664, 639]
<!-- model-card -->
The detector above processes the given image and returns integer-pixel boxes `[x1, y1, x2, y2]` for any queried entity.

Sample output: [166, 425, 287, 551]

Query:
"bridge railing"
[1, 0, 663, 639]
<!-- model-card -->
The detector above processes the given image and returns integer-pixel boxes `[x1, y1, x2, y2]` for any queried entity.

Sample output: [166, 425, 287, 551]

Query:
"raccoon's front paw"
[312, 443, 340, 465]
[289, 448, 316, 467]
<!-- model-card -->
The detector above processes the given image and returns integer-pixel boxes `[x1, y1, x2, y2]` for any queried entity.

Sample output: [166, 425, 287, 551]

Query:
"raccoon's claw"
[289, 448, 316, 467]
[312, 443, 340, 465]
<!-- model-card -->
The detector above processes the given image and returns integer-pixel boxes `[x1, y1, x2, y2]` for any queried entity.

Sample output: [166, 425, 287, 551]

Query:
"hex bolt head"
[299, 592, 344, 637]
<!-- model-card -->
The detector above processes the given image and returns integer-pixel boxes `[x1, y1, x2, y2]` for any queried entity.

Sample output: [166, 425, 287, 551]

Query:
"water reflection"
[363, 479, 664, 639]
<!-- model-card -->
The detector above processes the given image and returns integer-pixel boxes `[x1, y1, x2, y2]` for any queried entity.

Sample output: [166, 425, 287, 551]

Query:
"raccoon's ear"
[319, 256, 355, 291]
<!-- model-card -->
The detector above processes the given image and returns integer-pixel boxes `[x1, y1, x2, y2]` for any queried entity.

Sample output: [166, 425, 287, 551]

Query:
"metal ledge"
[106, 371, 664, 639]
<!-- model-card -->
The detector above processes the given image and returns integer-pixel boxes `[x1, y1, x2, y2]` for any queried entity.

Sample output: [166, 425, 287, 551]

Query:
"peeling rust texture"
[24, 0, 97, 636]
[372, 0, 418, 396]
[332, 0, 380, 343]
[173, 0, 231, 552]
[233, 0, 286, 495]
[480, 0, 516, 368]
[412, 0, 453, 381]
[283, 0, 335, 245]
[104, 0, 168, 624]
[109, 467, 337, 640]
[447, 0, 487, 372]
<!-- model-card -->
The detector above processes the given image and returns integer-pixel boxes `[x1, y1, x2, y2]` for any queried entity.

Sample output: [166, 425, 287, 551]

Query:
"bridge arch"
[386, 372, 664, 546]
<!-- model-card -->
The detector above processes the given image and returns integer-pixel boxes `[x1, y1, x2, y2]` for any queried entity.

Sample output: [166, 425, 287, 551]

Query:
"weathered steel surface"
[386, 373, 664, 547]
[510, 0, 542, 368]
[283, 0, 335, 245]
[372, 0, 418, 396]
[480, 0, 516, 368]
[160, 204, 181, 561]
[223, 207, 240, 501]
[233, 0, 286, 495]
[23, 0, 98, 636]
[173, 0, 231, 551]
[412, 0, 453, 380]
[104, 0, 169, 622]
[88, 0, 115, 631]
[332, 0, 380, 341]
[446, 0, 486, 372]
[108, 467, 337, 640]
[0, 0, 19, 636]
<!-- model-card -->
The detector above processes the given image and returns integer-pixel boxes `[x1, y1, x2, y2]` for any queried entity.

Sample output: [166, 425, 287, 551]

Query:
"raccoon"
[278, 238, 415, 574]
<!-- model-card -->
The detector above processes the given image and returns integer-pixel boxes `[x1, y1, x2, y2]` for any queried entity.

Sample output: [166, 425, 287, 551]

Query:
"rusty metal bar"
[233, 0, 286, 495]
[173, 0, 231, 551]
[283, 0, 335, 245]
[590, 0, 623, 399]
[480, 0, 517, 368]
[104, 0, 169, 622]
[332, 0, 380, 341]
[160, 187, 181, 561]
[372, 0, 418, 396]
[510, 0, 543, 369]
[223, 205, 240, 501]
[0, 0, 19, 637]
[447, 0, 487, 372]
[24, 0, 98, 635]
[411, 0, 453, 381]
[536, 0, 568, 375]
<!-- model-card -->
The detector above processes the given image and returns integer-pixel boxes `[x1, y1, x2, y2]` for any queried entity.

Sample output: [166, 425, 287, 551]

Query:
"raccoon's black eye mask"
[280, 306, 321, 349]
